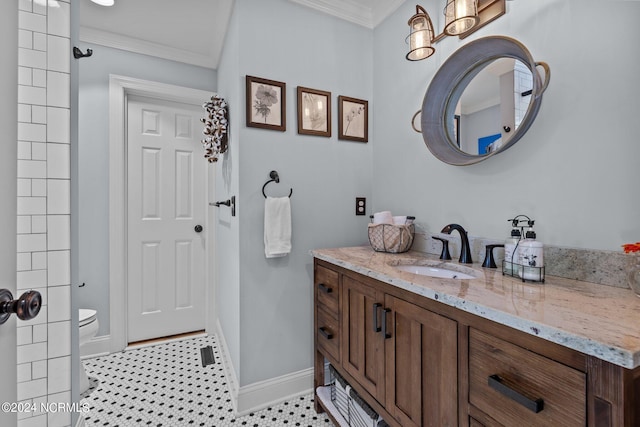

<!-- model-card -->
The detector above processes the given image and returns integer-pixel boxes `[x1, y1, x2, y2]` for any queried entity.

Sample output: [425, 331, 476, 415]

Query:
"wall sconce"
[406, 5, 436, 61]
[406, 0, 506, 61]
[444, 0, 479, 35]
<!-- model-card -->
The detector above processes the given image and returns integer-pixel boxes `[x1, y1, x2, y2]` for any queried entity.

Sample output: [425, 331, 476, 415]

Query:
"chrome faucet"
[440, 224, 473, 264]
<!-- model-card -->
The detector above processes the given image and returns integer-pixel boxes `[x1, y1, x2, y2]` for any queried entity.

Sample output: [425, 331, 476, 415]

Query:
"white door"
[0, 147, 17, 427]
[126, 95, 206, 343]
[1, 0, 17, 420]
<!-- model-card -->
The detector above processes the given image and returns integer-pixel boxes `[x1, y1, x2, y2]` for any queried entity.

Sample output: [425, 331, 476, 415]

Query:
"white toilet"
[79, 309, 99, 394]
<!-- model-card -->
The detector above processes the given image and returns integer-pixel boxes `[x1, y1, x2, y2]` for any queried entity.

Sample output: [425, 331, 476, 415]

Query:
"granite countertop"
[312, 246, 640, 369]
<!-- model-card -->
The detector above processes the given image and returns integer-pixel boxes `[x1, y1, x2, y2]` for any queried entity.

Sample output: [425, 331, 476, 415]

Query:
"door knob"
[194, 225, 203, 233]
[0, 289, 42, 325]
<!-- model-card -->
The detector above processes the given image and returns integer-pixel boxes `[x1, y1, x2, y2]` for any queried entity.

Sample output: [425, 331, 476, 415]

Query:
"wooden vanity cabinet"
[315, 260, 458, 427]
[384, 294, 457, 427]
[313, 258, 640, 427]
[315, 264, 340, 364]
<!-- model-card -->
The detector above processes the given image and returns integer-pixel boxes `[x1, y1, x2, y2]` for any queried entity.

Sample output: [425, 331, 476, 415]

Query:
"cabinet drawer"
[469, 328, 586, 427]
[317, 307, 340, 362]
[316, 265, 339, 316]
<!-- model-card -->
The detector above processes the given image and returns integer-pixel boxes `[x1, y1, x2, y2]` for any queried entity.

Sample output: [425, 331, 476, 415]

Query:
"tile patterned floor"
[80, 335, 332, 426]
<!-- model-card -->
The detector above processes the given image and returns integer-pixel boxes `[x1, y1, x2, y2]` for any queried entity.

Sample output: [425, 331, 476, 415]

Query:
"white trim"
[79, 334, 111, 359]
[75, 415, 86, 427]
[216, 319, 239, 413]
[215, 320, 314, 417]
[80, 26, 216, 69]
[236, 368, 314, 416]
[288, 0, 404, 28]
[108, 75, 216, 353]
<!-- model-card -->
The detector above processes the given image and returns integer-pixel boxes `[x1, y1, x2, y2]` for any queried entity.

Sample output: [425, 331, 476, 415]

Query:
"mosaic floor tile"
[81, 335, 332, 426]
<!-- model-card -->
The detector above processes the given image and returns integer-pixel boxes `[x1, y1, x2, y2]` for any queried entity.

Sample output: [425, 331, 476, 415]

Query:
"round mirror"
[421, 36, 550, 165]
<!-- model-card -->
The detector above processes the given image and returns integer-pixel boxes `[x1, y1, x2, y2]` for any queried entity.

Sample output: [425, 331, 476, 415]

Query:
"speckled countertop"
[312, 246, 640, 369]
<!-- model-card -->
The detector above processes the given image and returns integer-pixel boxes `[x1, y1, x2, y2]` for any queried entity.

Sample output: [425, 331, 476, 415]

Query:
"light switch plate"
[355, 197, 366, 216]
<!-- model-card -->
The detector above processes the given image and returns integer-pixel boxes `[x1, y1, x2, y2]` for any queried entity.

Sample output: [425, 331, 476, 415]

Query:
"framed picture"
[297, 86, 331, 137]
[246, 75, 286, 131]
[338, 96, 368, 142]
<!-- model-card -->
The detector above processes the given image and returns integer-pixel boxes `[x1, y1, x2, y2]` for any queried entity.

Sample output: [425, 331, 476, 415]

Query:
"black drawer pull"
[488, 374, 544, 413]
[318, 283, 333, 294]
[372, 303, 382, 332]
[381, 308, 391, 339]
[318, 327, 333, 340]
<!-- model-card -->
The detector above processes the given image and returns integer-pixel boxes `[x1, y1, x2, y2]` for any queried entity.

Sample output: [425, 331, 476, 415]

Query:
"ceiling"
[79, 0, 405, 70]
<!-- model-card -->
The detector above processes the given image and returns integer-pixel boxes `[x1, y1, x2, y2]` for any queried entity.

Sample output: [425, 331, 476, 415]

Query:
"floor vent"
[200, 345, 215, 367]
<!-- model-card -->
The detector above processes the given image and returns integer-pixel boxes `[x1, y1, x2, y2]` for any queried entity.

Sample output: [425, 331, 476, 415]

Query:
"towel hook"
[262, 170, 292, 198]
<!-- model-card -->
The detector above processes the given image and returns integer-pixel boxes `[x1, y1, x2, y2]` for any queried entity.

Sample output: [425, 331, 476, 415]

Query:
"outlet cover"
[355, 197, 366, 216]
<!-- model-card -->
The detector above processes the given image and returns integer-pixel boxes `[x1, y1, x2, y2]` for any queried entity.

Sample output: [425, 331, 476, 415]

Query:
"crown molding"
[79, 26, 217, 69]
[289, 0, 404, 29]
[371, 0, 405, 27]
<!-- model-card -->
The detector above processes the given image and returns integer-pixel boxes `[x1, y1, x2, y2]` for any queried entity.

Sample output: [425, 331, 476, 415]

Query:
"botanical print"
[252, 83, 281, 126]
[342, 100, 365, 138]
[301, 92, 327, 132]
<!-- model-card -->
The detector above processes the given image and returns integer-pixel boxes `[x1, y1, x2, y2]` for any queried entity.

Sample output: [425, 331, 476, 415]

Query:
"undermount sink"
[394, 264, 476, 280]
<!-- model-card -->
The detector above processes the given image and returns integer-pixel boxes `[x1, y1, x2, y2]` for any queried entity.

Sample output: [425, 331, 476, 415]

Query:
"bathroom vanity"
[312, 246, 640, 427]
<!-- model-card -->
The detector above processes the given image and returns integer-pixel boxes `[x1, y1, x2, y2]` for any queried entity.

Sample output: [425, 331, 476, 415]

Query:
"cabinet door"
[385, 295, 458, 427]
[342, 275, 386, 402]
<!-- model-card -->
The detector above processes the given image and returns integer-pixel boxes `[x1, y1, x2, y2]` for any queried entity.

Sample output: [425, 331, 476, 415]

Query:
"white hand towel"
[264, 196, 292, 258]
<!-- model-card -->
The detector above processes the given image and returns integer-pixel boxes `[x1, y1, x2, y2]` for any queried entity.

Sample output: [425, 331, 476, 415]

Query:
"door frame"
[108, 75, 216, 353]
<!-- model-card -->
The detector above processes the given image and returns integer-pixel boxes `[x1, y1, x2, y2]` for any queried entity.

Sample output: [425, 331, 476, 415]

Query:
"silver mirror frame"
[421, 36, 550, 166]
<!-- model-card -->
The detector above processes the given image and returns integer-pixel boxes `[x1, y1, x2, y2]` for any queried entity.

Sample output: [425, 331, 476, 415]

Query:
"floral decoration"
[201, 94, 228, 163]
[253, 84, 278, 123]
[622, 242, 640, 254]
[344, 104, 364, 136]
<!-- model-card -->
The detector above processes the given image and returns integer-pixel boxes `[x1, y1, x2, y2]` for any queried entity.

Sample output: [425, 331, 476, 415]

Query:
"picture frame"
[246, 75, 286, 131]
[297, 86, 331, 137]
[338, 96, 368, 142]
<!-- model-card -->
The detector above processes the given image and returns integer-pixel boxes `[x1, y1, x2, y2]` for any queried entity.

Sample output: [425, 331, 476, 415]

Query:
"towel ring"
[262, 170, 293, 198]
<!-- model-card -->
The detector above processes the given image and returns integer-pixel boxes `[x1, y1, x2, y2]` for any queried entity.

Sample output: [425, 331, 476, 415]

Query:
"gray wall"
[215, 1, 242, 380]
[76, 46, 216, 335]
[216, 0, 374, 386]
[373, 0, 640, 251]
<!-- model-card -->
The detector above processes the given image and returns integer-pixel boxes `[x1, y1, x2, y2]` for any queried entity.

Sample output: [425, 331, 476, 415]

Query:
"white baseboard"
[215, 319, 240, 413]
[235, 367, 314, 416]
[80, 334, 111, 359]
[215, 320, 314, 417]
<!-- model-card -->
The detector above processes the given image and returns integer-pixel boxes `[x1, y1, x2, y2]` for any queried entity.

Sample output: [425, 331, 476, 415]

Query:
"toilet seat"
[79, 309, 97, 327]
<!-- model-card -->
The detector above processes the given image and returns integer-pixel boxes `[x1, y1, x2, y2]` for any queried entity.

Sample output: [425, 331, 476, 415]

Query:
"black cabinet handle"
[381, 308, 391, 339]
[318, 283, 333, 294]
[372, 303, 382, 332]
[488, 374, 544, 413]
[318, 327, 333, 340]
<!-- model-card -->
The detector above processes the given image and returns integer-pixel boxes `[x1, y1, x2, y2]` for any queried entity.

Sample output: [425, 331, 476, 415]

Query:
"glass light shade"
[91, 0, 115, 6]
[406, 5, 435, 61]
[444, 0, 479, 36]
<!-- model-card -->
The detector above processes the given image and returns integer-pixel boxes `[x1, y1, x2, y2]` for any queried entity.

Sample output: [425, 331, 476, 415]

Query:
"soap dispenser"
[504, 221, 521, 276]
[517, 221, 544, 281]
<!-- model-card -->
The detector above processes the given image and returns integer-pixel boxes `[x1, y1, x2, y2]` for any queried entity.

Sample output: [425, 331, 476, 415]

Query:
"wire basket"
[329, 365, 349, 422]
[368, 223, 415, 254]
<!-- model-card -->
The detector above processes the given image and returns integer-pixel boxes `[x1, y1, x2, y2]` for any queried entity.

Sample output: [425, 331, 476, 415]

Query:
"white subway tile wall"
[17, 1, 72, 426]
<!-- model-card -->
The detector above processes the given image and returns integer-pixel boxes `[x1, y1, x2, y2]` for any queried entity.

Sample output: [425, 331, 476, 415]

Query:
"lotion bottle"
[504, 227, 521, 276]
[518, 227, 544, 281]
